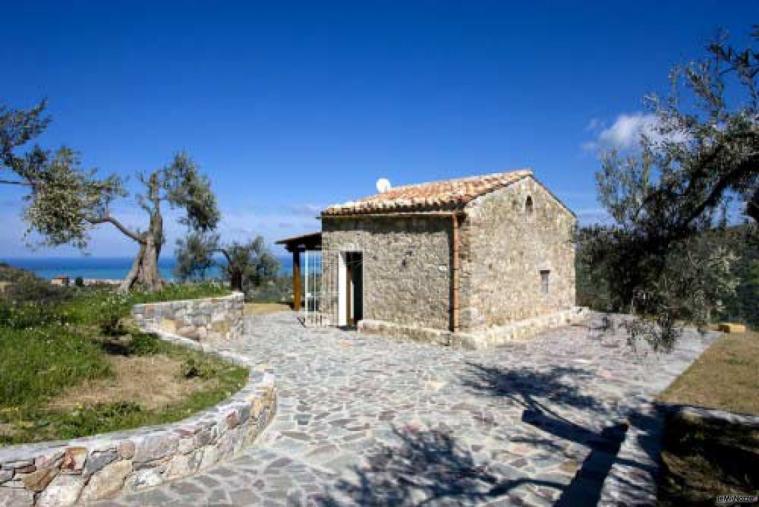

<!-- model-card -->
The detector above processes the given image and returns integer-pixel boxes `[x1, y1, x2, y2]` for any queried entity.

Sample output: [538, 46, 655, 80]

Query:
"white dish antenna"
[376, 177, 392, 193]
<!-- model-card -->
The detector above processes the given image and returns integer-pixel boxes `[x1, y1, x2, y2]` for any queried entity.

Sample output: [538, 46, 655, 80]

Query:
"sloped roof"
[275, 232, 322, 252]
[322, 169, 533, 216]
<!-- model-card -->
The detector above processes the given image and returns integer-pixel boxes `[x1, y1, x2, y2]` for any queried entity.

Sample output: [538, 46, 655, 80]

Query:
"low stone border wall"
[455, 306, 590, 348]
[359, 306, 589, 349]
[131, 292, 244, 343]
[598, 402, 759, 506]
[358, 319, 455, 346]
[669, 404, 759, 428]
[0, 328, 276, 506]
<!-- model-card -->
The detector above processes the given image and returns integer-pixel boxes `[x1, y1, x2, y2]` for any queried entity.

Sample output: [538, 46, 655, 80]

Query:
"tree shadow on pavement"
[315, 364, 635, 506]
[314, 425, 566, 506]
[463, 362, 628, 507]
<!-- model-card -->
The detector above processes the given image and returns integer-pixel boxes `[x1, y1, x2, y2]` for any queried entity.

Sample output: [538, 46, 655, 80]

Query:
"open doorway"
[338, 251, 363, 327]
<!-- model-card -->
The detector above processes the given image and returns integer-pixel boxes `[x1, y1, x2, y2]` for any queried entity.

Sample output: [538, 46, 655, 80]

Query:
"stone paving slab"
[95, 312, 717, 506]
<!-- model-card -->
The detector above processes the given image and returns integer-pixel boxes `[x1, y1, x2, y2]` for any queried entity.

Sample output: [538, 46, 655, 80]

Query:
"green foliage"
[1, 101, 221, 291]
[222, 236, 281, 292]
[584, 28, 758, 348]
[718, 225, 759, 326]
[126, 332, 170, 356]
[74, 276, 84, 287]
[174, 233, 280, 295]
[49, 402, 145, 440]
[20, 147, 126, 249]
[0, 301, 66, 329]
[0, 344, 247, 444]
[129, 282, 229, 305]
[248, 275, 293, 303]
[0, 262, 70, 305]
[58, 283, 229, 328]
[162, 152, 220, 232]
[174, 231, 219, 281]
[182, 356, 221, 380]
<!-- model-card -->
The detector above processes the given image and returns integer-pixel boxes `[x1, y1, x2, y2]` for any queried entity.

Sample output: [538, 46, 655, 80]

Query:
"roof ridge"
[387, 167, 533, 192]
[322, 167, 535, 216]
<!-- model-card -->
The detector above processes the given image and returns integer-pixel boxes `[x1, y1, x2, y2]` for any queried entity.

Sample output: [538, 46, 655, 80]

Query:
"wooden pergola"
[275, 232, 322, 311]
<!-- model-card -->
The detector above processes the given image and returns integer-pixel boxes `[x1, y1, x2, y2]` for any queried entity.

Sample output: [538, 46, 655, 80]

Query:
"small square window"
[540, 270, 550, 294]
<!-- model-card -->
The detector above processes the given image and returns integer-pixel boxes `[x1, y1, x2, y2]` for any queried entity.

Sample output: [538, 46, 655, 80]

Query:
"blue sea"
[1, 256, 294, 281]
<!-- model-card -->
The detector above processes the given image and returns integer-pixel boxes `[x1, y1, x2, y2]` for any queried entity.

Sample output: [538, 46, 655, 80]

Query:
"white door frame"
[337, 252, 347, 326]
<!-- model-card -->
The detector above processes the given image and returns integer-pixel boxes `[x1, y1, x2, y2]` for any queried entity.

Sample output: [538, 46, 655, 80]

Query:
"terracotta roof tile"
[322, 169, 533, 216]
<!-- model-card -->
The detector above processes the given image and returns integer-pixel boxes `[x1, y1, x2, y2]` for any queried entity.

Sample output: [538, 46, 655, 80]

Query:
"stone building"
[281, 169, 586, 348]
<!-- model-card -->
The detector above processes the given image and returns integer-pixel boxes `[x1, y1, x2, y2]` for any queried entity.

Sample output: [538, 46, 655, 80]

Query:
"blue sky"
[1, 1, 756, 257]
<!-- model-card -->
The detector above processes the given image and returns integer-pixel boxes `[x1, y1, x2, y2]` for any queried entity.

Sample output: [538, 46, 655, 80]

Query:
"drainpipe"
[450, 213, 461, 333]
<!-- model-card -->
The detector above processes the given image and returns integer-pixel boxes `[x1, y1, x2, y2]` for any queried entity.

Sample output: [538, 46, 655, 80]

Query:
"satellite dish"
[376, 178, 392, 193]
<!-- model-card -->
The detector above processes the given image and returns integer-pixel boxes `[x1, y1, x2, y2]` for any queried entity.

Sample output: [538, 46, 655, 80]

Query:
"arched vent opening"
[525, 195, 534, 214]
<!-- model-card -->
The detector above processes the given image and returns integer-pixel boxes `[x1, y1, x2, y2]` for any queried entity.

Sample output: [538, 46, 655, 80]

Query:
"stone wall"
[598, 402, 759, 506]
[454, 307, 588, 349]
[459, 176, 577, 330]
[0, 327, 275, 507]
[320, 175, 579, 347]
[321, 216, 452, 330]
[131, 292, 244, 343]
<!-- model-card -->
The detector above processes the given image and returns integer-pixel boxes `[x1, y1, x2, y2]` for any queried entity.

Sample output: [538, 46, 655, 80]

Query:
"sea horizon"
[1, 255, 294, 281]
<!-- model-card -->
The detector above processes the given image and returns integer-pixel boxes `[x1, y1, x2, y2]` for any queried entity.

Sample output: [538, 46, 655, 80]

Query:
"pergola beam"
[275, 232, 322, 312]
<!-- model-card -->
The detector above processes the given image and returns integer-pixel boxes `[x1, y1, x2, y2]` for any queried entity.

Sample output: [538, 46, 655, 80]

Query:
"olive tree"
[582, 27, 758, 349]
[174, 232, 279, 293]
[0, 101, 219, 291]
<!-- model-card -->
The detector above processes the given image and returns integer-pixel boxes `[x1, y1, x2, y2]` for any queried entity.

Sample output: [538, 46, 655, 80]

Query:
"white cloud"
[583, 112, 689, 153]
[585, 118, 604, 132]
[583, 112, 658, 152]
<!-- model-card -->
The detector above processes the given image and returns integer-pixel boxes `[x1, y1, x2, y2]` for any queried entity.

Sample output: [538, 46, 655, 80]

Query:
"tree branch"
[86, 214, 144, 243]
[679, 156, 757, 228]
[215, 248, 232, 264]
[0, 178, 31, 186]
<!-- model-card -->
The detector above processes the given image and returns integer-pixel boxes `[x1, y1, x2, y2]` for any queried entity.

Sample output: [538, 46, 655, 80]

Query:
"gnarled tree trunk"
[118, 205, 164, 292]
[119, 236, 163, 292]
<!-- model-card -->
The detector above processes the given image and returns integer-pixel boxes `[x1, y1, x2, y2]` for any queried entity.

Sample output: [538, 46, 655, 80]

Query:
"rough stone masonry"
[319, 170, 584, 348]
[131, 292, 245, 343]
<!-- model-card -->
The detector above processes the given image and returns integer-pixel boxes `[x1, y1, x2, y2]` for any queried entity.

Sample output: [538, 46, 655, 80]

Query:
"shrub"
[0, 263, 70, 305]
[127, 332, 169, 356]
[181, 356, 220, 380]
[130, 282, 229, 305]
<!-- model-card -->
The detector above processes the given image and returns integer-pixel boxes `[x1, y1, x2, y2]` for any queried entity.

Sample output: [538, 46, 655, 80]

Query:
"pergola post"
[276, 232, 320, 314]
[292, 249, 301, 311]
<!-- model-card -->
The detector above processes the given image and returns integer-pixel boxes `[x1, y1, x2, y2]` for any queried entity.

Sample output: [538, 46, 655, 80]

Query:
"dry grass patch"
[659, 329, 759, 415]
[245, 302, 291, 315]
[657, 328, 759, 505]
[658, 415, 759, 506]
[48, 354, 219, 412]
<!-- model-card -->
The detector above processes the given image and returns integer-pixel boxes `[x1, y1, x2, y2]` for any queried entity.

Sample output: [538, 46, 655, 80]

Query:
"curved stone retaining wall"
[598, 402, 759, 506]
[131, 292, 245, 343]
[0, 311, 275, 506]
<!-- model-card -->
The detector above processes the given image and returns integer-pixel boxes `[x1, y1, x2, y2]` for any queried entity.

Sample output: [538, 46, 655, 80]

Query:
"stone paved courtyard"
[94, 312, 717, 506]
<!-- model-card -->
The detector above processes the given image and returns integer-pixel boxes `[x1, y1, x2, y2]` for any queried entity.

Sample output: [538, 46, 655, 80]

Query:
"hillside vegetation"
[0, 264, 245, 445]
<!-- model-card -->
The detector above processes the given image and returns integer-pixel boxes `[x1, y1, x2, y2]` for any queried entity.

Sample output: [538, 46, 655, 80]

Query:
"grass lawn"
[657, 329, 759, 505]
[659, 330, 759, 415]
[0, 283, 247, 446]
